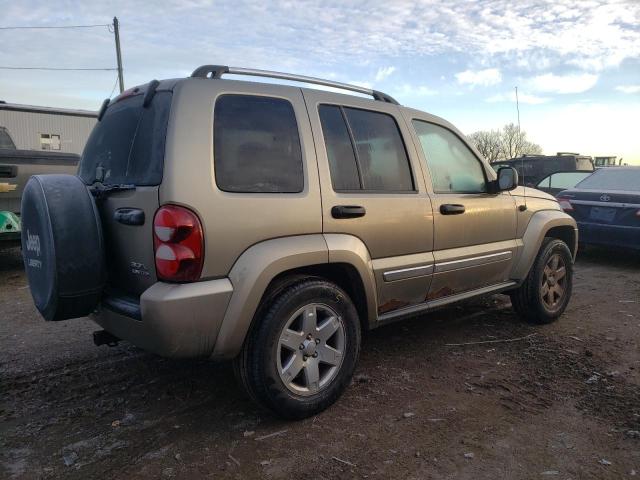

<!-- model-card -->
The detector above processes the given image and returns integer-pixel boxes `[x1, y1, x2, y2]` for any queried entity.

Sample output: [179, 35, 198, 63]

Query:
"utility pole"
[113, 16, 124, 93]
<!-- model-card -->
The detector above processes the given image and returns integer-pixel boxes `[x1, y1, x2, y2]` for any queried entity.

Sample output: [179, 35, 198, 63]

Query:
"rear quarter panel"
[161, 79, 322, 279]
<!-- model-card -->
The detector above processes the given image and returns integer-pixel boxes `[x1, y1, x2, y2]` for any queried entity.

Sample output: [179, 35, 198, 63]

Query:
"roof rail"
[190, 65, 400, 105]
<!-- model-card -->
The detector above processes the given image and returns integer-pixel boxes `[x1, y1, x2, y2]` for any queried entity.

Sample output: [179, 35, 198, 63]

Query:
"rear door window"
[318, 105, 414, 192]
[79, 91, 172, 186]
[214, 95, 303, 193]
[318, 105, 361, 191]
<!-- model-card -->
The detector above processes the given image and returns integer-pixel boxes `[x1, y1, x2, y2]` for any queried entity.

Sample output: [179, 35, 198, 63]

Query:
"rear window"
[575, 168, 640, 191]
[0, 127, 16, 149]
[214, 94, 303, 193]
[576, 158, 594, 171]
[78, 90, 172, 186]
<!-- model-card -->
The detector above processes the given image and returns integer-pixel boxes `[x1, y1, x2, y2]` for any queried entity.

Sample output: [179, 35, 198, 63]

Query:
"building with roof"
[0, 101, 97, 154]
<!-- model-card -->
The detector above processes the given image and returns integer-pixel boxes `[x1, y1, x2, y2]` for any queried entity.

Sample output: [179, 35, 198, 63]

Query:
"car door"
[404, 114, 518, 300]
[303, 90, 434, 316]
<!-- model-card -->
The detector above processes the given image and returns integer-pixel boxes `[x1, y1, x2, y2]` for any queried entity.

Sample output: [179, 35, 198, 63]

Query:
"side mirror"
[497, 167, 519, 191]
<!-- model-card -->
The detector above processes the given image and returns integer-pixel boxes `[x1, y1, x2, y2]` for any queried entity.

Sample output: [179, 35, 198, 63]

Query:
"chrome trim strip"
[383, 264, 434, 282]
[435, 251, 512, 273]
[569, 199, 640, 209]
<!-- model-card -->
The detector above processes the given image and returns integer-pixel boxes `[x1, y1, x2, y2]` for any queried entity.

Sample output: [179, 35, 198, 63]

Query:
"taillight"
[636, 209, 640, 218]
[153, 205, 204, 282]
[557, 196, 574, 212]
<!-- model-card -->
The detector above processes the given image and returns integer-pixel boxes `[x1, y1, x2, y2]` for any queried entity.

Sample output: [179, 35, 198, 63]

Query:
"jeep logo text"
[25, 230, 41, 256]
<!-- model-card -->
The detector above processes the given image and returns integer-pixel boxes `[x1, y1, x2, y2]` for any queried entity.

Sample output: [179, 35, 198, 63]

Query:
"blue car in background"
[557, 167, 640, 250]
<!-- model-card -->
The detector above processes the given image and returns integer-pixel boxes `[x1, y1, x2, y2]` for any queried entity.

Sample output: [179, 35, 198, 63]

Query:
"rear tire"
[510, 238, 573, 324]
[234, 278, 361, 419]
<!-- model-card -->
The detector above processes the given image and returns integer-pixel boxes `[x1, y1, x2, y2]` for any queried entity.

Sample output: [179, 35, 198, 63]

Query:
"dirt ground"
[1, 245, 638, 479]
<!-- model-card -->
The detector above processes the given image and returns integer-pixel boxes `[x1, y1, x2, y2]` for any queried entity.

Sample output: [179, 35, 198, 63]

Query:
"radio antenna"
[516, 86, 527, 211]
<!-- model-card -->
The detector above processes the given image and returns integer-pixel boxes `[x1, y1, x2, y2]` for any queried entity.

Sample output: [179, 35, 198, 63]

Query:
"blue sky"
[1, 0, 639, 163]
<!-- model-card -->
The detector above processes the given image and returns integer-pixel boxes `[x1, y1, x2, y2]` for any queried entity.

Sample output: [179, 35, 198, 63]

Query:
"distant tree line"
[467, 123, 542, 163]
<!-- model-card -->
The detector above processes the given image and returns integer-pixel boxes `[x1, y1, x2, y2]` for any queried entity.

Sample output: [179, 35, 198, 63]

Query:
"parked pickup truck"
[0, 137, 79, 243]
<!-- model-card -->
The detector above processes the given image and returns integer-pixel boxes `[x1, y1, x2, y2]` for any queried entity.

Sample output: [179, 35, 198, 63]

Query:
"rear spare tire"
[21, 174, 105, 321]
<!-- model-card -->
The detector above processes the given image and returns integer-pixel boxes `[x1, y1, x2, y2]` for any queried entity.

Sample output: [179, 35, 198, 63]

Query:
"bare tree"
[499, 123, 521, 160]
[467, 130, 502, 163]
[499, 123, 542, 159]
[468, 123, 542, 163]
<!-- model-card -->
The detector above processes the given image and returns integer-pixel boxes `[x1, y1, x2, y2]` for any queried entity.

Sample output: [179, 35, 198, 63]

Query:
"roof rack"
[191, 65, 399, 105]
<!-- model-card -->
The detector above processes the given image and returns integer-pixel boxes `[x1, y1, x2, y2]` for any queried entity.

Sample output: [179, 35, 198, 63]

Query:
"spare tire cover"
[21, 174, 105, 321]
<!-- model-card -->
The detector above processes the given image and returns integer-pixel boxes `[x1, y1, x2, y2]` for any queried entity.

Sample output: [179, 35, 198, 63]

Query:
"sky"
[1, 0, 639, 164]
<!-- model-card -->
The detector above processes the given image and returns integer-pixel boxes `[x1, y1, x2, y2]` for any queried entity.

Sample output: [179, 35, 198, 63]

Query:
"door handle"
[331, 205, 366, 219]
[440, 204, 465, 215]
[114, 208, 145, 226]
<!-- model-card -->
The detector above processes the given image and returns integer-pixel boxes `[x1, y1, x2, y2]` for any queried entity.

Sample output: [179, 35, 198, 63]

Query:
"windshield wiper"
[88, 181, 136, 200]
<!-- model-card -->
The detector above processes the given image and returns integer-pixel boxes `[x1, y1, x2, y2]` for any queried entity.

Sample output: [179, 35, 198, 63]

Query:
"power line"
[0, 24, 111, 30]
[0, 66, 117, 71]
[1, 17, 125, 92]
[108, 74, 120, 99]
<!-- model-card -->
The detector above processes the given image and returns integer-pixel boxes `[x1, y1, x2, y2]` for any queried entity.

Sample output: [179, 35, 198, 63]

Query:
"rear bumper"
[92, 278, 233, 358]
[577, 221, 640, 250]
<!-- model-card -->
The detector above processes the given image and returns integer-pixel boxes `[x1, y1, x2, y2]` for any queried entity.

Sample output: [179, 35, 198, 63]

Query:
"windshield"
[575, 168, 640, 192]
[78, 90, 172, 186]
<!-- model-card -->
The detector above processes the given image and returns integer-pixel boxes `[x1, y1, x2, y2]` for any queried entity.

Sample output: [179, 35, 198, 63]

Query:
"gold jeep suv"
[21, 66, 577, 419]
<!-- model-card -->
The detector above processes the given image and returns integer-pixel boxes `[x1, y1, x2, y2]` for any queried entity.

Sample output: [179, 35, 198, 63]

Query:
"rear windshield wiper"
[88, 181, 136, 200]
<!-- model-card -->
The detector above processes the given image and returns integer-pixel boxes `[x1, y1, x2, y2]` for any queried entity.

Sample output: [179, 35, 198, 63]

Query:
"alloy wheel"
[276, 303, 346, 396]
[540, 253, 567, 310]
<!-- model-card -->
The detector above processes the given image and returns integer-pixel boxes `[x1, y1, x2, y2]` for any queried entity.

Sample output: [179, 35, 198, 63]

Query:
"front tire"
[234, 278, 361, 419]
[510, 238, 573, 324]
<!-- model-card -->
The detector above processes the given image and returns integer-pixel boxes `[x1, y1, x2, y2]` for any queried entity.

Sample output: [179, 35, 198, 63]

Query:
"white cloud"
[4, 0, 638, 81]
[394, 84, 438, 98]
[615, 85, 640, 94]
[1, 0, 639, 126]
[374, 66, 395, 82]
[528, 73, 598, 94]
[518, 92, 548, 105]
[513, 51, 552, 71]
[350, 80, 373, 89]
[455, 68, 502, 87]
[486, 91, 548, 105]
